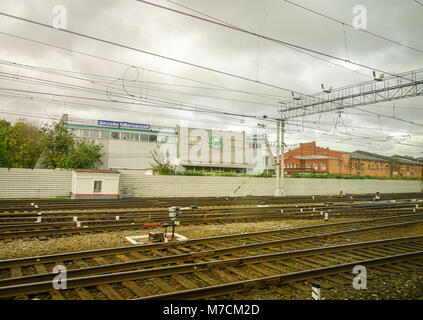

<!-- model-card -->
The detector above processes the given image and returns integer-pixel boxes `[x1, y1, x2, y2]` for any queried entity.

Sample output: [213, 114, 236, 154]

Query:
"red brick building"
[278, 142, 347, 175]
[275, 142, 423, 178]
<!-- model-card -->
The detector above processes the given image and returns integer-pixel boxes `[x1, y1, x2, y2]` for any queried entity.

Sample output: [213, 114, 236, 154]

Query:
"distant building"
[281, 142, 348, 175]
[276, 141, 423, 178]
[64, 118, 274, 174]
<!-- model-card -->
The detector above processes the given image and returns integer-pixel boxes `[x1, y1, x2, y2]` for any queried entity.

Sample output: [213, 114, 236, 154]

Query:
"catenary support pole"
[275, 120, 280, 196]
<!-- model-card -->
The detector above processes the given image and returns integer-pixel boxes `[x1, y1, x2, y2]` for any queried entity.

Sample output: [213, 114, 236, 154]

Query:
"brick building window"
[385, 165, 389, 172]
[314, 163, 318, 171]
[306, 163, 311, 169]
[361, 164, 364, 170]
[321, 163, 326, 171]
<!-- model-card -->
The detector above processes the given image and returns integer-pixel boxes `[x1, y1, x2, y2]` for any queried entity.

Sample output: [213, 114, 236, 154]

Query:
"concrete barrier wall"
[0, 168, 72, 198]
[0, 168, 421, 199]
[119, 172, 423, 197]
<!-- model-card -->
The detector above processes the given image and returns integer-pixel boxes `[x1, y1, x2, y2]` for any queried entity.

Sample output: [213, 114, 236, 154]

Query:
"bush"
[288, 172, 421, 181]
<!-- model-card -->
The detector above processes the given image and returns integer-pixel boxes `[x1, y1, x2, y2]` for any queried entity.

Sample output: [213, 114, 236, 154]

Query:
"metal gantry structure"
[274, 68, 423, 196]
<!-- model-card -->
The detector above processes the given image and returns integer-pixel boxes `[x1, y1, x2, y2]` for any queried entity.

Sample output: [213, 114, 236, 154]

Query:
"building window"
[321, 163, 326, 171]
[81, 129, 90, 138]
[385, 165, 389, 172]
[111, 132, 120, 140]
[294, 164, 297, 168]
[149, 135, 158, 142]
[130, 133, 139, 141]
[94, 181, 102, 193]
[306, 163, 311, 169]
[360, 164, 364, 170]
[140, 134, 148, 142]
[314, 163, 318, 171]
[101, 131, 111, 139]
[371, 164, 375, 170]
[121, 132, 130, 140]
[90, 130, 100, 139]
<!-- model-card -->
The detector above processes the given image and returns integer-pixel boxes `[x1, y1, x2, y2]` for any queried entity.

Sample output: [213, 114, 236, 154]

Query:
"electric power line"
[136, 0, 405, 79]
[282, 0, 423, 54]
[0, 11, 309, 98]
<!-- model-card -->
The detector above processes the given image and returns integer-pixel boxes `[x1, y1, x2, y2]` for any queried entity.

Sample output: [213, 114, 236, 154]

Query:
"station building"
[64, 118, 275, 174]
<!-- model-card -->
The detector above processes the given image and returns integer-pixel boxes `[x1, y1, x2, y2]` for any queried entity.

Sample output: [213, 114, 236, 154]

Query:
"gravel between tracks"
[0, 218, 356, 259]
[322, 270, 423, 300]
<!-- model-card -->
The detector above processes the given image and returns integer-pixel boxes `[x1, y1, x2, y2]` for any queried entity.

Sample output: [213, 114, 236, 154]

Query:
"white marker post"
[116, 216, 120, 221]
[324, 212, 329, 222]
[312, 283, 321, 300]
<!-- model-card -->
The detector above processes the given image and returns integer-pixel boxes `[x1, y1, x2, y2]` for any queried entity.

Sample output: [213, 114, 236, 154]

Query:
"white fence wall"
[0, 168, 72, 198]
[0, 168, 421, 199]
[119, 173, 423, 197]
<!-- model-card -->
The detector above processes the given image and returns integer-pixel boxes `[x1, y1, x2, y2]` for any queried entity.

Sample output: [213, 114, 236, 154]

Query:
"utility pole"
[275, 103, 285, 196]
[275, 120, 280, 196]
[280, 119, 285, 196]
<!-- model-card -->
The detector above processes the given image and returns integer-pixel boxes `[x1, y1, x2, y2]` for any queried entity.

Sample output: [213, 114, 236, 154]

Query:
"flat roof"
[65, 123, 176, 135]
[73, 169, 120, 174]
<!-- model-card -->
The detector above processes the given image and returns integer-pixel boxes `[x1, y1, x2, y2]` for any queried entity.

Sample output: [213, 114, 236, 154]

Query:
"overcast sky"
[0, 0, 422, 157]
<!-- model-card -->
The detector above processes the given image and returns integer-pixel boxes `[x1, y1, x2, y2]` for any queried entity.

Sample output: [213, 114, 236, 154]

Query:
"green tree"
[0, 120, 13, 167]
[69, 139, 103, 169]
[41, 122, 75, 169]
[7, 120, 43, 168]
[41, 122, 103, 169]
[150, 145, 176, 175]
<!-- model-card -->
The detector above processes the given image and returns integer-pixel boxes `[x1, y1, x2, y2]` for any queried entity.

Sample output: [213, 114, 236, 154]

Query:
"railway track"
[1, 193, 421, 212]
[140, 249, 423, 300]
[1, 201, 421, 240]
[1, 234, 423, 299]
[1, 213, 423, 299]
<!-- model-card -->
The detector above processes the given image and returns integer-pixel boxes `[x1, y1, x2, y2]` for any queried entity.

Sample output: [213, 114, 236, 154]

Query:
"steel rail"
[1, 219, 423, 287]
[136, 250, 423, 300]
[0, 235, 422, 298]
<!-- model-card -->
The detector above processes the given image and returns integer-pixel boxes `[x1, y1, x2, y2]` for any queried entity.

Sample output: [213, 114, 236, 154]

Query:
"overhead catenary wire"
[0, 11, 310, 98]
[0, 8, 420, 156]
[135, 0, 405, 79]
[282, 0, 423, 55]
[163, 0, 373, 80]
[0, 32, 286, 101]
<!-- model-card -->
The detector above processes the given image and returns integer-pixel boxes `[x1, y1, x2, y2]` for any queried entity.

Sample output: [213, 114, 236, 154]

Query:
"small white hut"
[71, 169, 121, 199]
